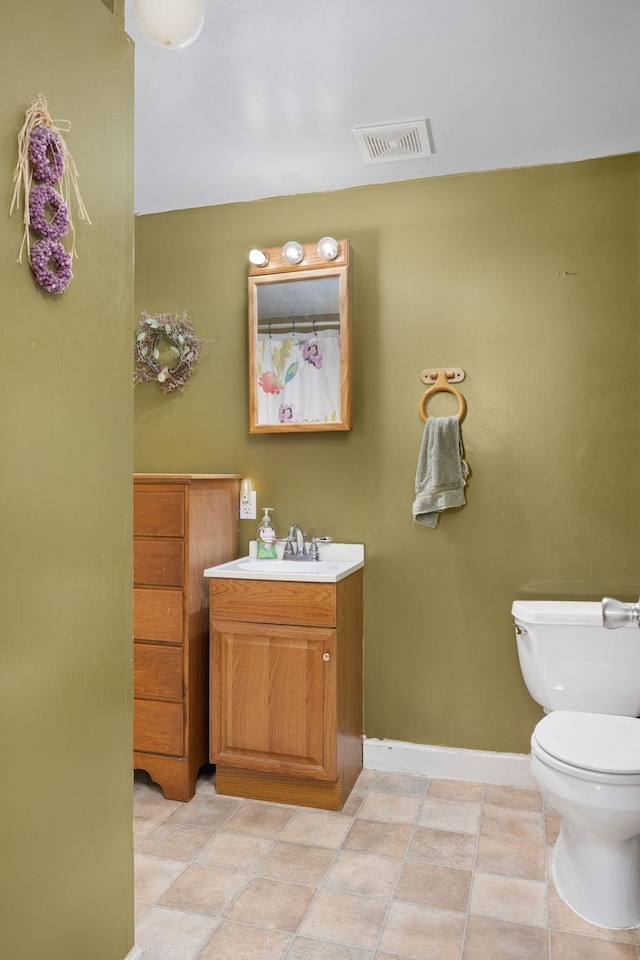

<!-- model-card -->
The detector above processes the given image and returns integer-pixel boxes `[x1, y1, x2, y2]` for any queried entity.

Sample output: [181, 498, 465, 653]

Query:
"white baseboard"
[124, 947, 144, 960]
[364, 737, 536, 788]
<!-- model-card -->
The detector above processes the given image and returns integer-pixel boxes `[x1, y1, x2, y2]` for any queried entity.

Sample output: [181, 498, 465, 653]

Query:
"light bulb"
[282, 241, 304, 265]
[133, 0, 205, 49]
[317, 237, 339, 260]
[249, 249, 269, 267]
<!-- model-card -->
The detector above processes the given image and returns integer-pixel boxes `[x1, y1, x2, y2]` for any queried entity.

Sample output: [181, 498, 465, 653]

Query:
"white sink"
[204, 545, 364, 583]
[237, 560, 341, 574]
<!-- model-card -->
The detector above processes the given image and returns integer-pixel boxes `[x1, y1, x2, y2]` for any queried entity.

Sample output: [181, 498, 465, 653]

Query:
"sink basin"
[204, 546, 364, 583]
[237, 560, 340, 574]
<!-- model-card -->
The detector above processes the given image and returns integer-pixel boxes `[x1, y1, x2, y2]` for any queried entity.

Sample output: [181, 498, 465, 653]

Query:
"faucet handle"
[309, 536, 332, 560]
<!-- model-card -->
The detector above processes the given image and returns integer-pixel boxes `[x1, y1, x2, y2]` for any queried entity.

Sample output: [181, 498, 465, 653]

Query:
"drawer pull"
[323, 652, 331, 662]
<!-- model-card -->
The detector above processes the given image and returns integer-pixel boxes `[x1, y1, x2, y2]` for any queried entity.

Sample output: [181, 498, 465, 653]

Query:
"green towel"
[412, 415, 469, 527]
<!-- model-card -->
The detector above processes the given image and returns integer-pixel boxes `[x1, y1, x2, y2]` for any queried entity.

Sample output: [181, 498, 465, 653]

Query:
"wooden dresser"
[133, 473, 241, 800]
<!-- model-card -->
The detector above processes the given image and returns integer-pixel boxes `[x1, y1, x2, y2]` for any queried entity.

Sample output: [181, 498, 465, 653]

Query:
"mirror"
[248, 240, 352, 433]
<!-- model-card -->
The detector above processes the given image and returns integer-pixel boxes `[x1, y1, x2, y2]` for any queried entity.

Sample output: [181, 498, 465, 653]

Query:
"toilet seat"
[533, 711, 640, 781]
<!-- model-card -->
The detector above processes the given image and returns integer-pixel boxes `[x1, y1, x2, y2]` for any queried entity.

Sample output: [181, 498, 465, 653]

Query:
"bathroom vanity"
[206, 549, 364, 810]
[133, 473, 241, 801]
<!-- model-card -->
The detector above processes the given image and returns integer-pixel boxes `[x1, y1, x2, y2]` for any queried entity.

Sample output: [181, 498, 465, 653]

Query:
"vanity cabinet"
[209, 571, 363, 810]
[133, 473, 241, 801]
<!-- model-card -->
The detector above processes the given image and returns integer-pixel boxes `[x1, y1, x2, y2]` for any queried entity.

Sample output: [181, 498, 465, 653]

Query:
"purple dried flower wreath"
[30, 239, 73, 294]
[28, 184, 69, 240]
[28, 125, 65, 184]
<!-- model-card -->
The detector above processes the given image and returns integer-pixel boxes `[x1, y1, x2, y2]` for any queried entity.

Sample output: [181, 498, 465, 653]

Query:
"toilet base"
[554, 820, 640, 929]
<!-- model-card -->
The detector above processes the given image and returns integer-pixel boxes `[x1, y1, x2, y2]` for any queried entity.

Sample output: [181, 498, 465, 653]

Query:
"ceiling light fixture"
[133, 0, 205, 50]
[316, 237, 339, 261]
[282, 241, 304, 265]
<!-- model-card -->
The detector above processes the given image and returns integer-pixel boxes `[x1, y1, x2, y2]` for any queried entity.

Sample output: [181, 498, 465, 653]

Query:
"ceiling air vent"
[353, 119, 432, 165]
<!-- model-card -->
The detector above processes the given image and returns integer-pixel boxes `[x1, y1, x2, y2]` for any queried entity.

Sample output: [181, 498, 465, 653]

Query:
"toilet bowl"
[532, 711, 640, 928]
[512, 600, 640, 929]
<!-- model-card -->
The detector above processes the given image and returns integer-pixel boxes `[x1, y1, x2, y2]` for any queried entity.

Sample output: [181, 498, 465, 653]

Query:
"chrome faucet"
[284, 525, 332, 561]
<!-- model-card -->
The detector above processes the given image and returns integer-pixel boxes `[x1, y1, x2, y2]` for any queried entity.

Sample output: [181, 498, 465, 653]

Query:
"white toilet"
[513, 599, 640, 929]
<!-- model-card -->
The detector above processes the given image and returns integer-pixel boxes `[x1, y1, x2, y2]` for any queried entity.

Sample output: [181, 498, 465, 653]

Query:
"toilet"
[513, 599, 640, 929]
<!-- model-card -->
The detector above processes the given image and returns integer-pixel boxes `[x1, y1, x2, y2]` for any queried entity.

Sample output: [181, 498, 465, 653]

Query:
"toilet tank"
[512, 600, 640, 716]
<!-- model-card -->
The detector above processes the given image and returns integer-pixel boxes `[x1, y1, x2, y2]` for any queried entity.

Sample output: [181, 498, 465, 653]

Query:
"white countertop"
[204, 543, 364, 584]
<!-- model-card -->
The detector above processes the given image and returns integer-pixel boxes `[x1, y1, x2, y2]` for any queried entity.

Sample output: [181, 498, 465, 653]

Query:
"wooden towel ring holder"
[418, 368, 467, 422]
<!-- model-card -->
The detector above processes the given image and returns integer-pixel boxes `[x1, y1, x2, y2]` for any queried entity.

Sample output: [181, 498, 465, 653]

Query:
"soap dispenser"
[256, 507, 277, 559]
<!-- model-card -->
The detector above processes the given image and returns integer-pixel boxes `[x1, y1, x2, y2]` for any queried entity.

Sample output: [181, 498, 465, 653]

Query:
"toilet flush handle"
[602, 596, 640, 629]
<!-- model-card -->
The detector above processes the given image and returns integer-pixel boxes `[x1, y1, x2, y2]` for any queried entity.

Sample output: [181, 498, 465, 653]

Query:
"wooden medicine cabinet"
[248, 239, 352, 433]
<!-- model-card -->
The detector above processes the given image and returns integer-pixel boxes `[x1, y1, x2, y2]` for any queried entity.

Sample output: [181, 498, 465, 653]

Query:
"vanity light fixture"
[249, 248, 269, 267]
[133, 0, 205, 49]
[316, 237, 340, 261]
[282, 241, 304, 265]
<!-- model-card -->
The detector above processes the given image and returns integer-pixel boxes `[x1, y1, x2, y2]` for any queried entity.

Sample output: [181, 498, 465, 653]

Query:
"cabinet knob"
[323, 652, 331, 662]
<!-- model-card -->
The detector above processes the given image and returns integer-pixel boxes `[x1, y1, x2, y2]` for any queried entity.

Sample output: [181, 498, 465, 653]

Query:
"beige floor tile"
[134, 853, 186, 903]
[481, 803, 544, 843]
[299, 889, 388, 950]
[134, 815, 161, 845]
[134, 900, 150, 921]
[394, 859, 471, 913]
[547, 887, 636, 943]
[195, 831, 274, 873]
[136, 820, 216, 861]
[198, 920, 292, 960]
[550, 930, 638, 959]
[545, 808, 561, 844]
[343, 819, 413, 859]
[287, 937, 373, 959]
[484, 784, 543, 812]
[194, 766, 217, 796]
[281, 809, 352, 848]
[158, 863, 248, 916]
[378, 900, 466, 960]
[227, 877, 316, 932]
[134, 905, 219, 960]
[475, 835, 546, 881]
[258, 841, 335, 885]
[356, 791, 423, 825]
[370, 771, 430, 796]
[462, 915, 550, 959]
[470, 872, 548, 927]
[341, 788, 367, 817]
[427, 779, 485, 802]
[132, 783, 182, 820]
[323, 849, 401, 898]
[407, 825, 477, 869]
[419, 797, 483, 835]
[168, 794, 241, 829]
[222, 801, 295, 838]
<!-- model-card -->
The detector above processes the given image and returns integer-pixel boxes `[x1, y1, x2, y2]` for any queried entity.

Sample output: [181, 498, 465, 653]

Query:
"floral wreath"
[134, 312, 202, 394]
[9, 97, 90, 295]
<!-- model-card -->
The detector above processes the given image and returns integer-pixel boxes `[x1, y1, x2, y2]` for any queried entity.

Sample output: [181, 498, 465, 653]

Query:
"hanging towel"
[412, 415, 469, 527]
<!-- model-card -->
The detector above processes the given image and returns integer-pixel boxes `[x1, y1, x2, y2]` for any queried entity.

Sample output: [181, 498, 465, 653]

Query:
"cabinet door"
[211, 620, 337, 780]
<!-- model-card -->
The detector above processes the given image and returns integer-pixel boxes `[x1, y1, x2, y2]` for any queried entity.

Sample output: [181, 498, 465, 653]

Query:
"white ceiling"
[125, 0, 640, 216]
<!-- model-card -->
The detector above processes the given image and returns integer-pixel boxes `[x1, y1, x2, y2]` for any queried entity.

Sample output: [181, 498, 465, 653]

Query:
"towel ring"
[419, 369, 467, 422]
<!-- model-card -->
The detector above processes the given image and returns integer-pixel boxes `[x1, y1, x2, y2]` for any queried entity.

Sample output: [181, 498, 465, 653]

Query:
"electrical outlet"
[239, 491, 257, 520]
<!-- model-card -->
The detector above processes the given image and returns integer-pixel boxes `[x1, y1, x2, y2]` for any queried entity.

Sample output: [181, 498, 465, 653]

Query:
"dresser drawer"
[134, 488, 185, 537]
[209, 578, 336, 627]
[134, 539, 184, 587]
[134, 588, 184, 642]
[134, 643, 183, 699]
[134, 699, 184, 756]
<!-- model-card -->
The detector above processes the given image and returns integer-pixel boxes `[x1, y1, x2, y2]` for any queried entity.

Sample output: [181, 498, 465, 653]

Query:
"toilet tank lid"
[512, 600, 604, 625]
[534, 711, 640, 774]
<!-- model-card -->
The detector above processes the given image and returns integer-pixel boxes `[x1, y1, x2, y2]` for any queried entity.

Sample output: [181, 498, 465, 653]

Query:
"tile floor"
[134, 767, 640, 960]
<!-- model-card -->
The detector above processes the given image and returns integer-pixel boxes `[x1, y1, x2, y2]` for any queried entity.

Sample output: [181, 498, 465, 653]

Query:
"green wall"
[135, 155, 640, 755]
[1, 3, 134, 958]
